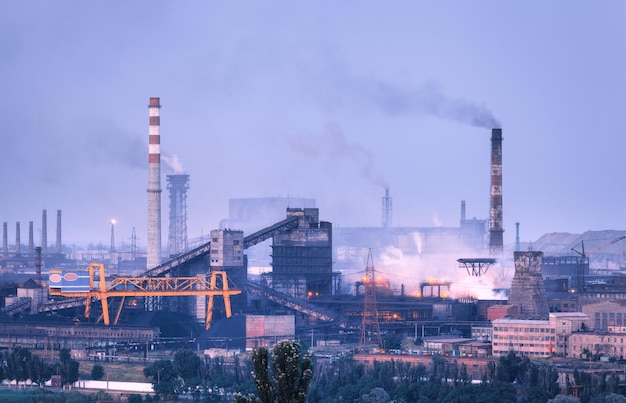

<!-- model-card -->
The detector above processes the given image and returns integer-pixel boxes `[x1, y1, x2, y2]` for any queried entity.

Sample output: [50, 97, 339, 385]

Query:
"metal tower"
[167, 174, 189, 257]
[359, 249, 382, 348]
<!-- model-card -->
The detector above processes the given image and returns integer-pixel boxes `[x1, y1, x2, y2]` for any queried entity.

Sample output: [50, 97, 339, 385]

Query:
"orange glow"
[415, 291, 421, 297]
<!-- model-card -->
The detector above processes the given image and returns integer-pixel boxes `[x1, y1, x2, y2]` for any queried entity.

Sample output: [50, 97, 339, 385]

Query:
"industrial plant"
[2, 98, 626, 387]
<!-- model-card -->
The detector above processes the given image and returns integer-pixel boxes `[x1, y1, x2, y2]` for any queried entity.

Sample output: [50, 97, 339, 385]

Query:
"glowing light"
[110, 219, 116, 225]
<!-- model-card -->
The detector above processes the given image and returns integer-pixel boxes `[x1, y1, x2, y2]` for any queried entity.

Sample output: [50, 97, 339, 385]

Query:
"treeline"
[0, 346, 79, 388]
[143, 349, 256, 401]
[308, 352, 625, 403]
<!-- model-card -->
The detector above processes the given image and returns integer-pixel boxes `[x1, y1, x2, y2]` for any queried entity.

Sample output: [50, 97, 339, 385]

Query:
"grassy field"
[79, 360, 150, 383]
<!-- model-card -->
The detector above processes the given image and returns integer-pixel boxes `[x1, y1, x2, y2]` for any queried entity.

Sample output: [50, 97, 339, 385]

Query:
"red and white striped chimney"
[147, 97, 162, 269]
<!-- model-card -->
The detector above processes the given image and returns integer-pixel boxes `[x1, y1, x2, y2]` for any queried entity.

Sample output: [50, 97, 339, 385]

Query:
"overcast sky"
[1, 1, 625, 248]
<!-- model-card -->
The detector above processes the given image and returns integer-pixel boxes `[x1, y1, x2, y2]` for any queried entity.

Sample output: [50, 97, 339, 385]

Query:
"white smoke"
[162, 153, 185, 174]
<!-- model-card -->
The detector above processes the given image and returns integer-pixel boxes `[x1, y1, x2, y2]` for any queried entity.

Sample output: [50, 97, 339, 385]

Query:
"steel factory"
[2, 97, 626, 375]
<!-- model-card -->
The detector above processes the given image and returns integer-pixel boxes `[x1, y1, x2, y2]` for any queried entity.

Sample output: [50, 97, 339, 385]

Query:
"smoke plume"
[290, 122, 388, 189]
[162, 153, 185, 174]
[368, 81, 501, 129]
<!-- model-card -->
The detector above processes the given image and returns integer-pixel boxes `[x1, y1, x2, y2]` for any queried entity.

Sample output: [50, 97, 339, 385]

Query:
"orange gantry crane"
[48, 263, 241, 330]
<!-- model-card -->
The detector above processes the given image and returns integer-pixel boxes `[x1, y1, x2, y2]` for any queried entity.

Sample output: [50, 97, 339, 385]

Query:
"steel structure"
[457, 258, 496, 277]
[49, 263, 241, 330]
[359, 249, 382, 348]
[167, 174, 189, 256]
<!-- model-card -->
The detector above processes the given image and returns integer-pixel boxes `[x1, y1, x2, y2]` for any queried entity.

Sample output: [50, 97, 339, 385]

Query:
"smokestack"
[489, 128, 504, 256]
[41, 209, 48, 254]
[28, 221, 34, 253]
[460, 200, 466, 223]
[382, 187, 392, 228]
[110, 219, 116, 253]
[15, 222, 21, 255]
[2, 222, 7, 255]
[147, 97, 162, 269]
[167, 174, 189, 256]
[35, 246, 42, 286]
[56, 210, 62, 253]
[515, 222, 520, 252]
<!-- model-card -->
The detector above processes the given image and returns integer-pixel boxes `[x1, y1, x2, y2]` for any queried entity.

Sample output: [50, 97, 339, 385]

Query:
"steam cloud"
[162, 153, 185, 174]
[290, 122, 388, 189]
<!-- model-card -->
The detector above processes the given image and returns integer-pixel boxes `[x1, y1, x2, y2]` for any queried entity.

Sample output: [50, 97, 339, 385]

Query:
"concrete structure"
[582, 299, 626, 331]
[245, 314, 295, 350]
[147, 97, 162, 269]
[15, 222, 20, 255]
[492, 312, 589, 358]
[507, 251, 549, 318]
[167, 174, 189, 257]
[28, 221, 34, 253]
[209, 229, 246, 315]
[489, 128, 504, 256]
[271, 208, 333, 299]
[2, 222, 6, 254]
[568, 326, 626, 360]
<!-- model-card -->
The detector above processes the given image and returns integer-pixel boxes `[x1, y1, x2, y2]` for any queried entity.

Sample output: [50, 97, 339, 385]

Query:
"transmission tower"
[359, 249, 383, 348]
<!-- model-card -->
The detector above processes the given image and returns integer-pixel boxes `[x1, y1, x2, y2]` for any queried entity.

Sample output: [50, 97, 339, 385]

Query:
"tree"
[143, 359, 180, 400]
[237, 339, 313, 403]
[91, 364, 104, 380]
[57, 348, 79, 387]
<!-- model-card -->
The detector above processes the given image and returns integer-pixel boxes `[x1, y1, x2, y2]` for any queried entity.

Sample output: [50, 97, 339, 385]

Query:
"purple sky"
[1, 1, 625, 248]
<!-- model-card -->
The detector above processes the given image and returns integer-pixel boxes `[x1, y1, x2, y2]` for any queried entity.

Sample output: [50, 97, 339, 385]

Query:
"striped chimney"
[147, 97, 162, 269]
[489, 128, 504, 256]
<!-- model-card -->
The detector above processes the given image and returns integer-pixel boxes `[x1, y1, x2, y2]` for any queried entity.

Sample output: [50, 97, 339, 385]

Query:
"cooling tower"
[167, 174, 189, 256]
[507, 251, 549, 318]
[147, 97, 162, 269]
[489, 128, 504, 256]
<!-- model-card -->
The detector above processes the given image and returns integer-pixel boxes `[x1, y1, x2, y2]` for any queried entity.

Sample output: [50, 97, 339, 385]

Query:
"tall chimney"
[382, 187, 392, 228]
[460, 200, 466, 223]
[110, 219, 116, 253]
[56, 209, 62, 253]
[41, 209, 48, 254]
[489, 128, 504, 256]
[2, 222, 7, 255]
[167, 174, 189, 256]
[147, 97, 162, 269]
[35, 246, 42, 286]
[28, 221, 34, 253]
[515, 222, 520, 252]
[15, 222, 21, 255]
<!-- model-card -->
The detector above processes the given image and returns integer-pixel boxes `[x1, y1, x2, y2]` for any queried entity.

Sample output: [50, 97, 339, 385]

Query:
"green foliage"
[238, 339, 313, 403]
[143, 359, 180, 400]
[58, 347, 80, 386]
[91, 363, 104, 380]
[127, 393, 143, 403]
